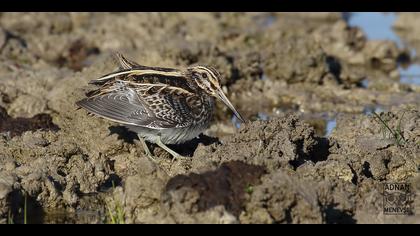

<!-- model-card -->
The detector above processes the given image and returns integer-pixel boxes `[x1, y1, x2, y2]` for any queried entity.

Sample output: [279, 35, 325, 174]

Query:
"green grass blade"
[24, 194, 27, 224]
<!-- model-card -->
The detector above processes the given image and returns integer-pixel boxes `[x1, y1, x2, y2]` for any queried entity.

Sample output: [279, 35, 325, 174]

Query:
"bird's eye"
[201, 73, 208, 78]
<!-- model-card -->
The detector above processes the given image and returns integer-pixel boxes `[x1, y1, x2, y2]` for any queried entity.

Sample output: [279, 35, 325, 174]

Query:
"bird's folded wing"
[76, 88, 178, 129]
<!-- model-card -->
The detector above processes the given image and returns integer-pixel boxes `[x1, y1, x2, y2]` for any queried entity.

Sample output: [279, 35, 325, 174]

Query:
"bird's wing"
[76, 81, 197, 129]
[90, 53, 183, 86]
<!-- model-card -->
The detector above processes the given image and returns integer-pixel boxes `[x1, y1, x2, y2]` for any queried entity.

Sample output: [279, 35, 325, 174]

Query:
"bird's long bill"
[216, 89, 245, 123]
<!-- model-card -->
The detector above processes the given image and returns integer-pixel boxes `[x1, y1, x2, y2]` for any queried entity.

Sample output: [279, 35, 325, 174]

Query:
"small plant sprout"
[245, 184, 254, 195]
[372, 110, 406, 147]
[8, 209, 14, 224]
[105, 181, 125, 224]
[24, 193, 27, 224]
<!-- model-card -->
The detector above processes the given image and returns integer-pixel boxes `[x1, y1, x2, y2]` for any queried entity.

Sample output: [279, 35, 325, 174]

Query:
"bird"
[76, 53, 245, 161]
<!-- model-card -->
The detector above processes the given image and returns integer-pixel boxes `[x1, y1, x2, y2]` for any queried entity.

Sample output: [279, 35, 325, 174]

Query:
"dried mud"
[0, 13, 418, 224]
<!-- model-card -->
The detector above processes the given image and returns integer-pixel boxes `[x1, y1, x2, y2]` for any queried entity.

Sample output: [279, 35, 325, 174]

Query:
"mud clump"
[55, 39, 100, 71]
[0, 106, 59, 138]
[240, 170, 325, 224]
[328, 105, 419, 183]
[191, 115, 318, 173]
[163, 161, 265, 223]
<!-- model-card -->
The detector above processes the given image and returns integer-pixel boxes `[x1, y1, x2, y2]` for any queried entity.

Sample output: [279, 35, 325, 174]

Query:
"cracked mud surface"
[0, 13, 419, 224]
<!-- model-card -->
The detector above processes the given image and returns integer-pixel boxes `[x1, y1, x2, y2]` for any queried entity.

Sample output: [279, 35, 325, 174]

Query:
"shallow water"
[251, 13, 420, 137]
[348, 12, 401, 45]
[231, 115, 242, 129]
[325, 119, 337, 136]
[348, 12, 420, 86]
[314, 13, 419, 136]
[400, 64, 420, 86]
[363, 105, 385, 115]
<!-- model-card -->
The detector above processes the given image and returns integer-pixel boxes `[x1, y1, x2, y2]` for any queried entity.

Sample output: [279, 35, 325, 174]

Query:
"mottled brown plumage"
[76, 53, 244, 160]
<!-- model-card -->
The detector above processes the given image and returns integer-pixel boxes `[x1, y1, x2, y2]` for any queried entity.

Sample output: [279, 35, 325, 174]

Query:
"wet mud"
[0, 13, 418, 224]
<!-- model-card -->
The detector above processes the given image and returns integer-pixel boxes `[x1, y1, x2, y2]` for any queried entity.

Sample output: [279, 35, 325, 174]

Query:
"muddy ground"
[0, 13, 419, 224]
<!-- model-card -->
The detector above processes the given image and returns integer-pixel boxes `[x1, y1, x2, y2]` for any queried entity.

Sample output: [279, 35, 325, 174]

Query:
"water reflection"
[252, 13, 418, 138]
[231, 115, 241, 129]
[363, 105, 384, 115]
[348, 12, 401, 45]
[325, 119, 337, 136]
[400, 64, 420, 85]
[347, 12, 420, 86]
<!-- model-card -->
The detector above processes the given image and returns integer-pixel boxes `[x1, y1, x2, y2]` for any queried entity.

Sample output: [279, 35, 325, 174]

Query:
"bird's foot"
[138, 136, 158, 163]
[145, 152, 159, 163]
[155, 137, 189, 163]
[170, 153, 189, 163]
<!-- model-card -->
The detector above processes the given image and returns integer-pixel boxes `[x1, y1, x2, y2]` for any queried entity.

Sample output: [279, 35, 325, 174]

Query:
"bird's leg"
[156, 136, 187, 162]
[138, 136, 156, 162]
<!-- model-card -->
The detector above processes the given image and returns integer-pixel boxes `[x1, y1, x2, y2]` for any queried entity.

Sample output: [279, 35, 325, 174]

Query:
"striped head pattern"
[188, 65, 245, 123]
[188, 65, 222, 96]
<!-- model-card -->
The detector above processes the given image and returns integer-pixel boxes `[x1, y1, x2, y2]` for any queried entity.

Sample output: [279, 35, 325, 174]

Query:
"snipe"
[76, 53, 245, 161]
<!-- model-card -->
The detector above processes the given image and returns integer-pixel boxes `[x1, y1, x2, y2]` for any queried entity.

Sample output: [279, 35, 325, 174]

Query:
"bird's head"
[188, 65, 245, 123]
